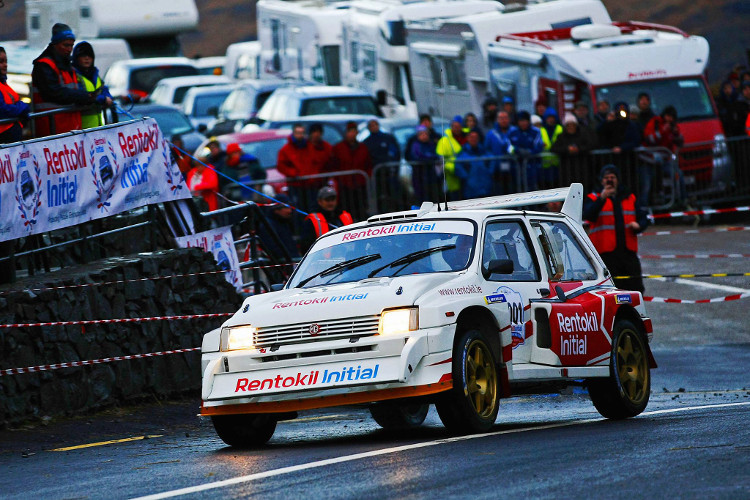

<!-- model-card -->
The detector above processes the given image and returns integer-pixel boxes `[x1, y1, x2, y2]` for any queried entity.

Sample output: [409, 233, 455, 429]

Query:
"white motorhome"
[24, 0, 199, 58]
[340, 0, 501, 118]
[406, 0, 611, 119]
[256, 0, 351, 84]
[224, 41, 262, 80]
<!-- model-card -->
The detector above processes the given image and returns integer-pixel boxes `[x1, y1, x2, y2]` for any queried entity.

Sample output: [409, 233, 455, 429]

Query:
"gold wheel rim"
[616, 329, 649, 405]
[465, 339, 497, 418]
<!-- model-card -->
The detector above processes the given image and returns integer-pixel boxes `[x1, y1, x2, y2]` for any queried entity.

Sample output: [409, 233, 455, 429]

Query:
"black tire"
[369, 402, 430, 430]
[211, 414, 277, 447]
[435, 329, 499, 434]
[588, 319, 651, 419]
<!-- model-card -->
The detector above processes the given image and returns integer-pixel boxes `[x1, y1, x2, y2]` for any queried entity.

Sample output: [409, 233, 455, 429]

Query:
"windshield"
[595, 77, 715, 121]
[238, 138, 288, 168]
[300, 96, 380, 116]
[129, 66, 199, 93]
[192, 92, 231, 117]
[135, 109, 193, 136]
[288, 220, 476, 289]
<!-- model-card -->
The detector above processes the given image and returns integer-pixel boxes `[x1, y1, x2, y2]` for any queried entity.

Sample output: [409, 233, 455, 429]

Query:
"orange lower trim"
[200, 380, 453, 416]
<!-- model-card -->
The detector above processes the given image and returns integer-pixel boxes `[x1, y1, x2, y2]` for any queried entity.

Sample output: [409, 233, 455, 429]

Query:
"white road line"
[133, 401, 750, 500]
[651, 277, 750, 294]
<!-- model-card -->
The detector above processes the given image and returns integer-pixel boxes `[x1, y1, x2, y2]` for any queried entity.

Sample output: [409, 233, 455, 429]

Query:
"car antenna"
[439, 67, 449, 212]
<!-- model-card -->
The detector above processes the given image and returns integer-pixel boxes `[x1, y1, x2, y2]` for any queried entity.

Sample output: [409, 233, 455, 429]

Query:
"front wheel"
[588, 319, 651, 419]
[436, 329, 499, 434]
[211, 414, 277, 447]
[369, 402, 429, 430]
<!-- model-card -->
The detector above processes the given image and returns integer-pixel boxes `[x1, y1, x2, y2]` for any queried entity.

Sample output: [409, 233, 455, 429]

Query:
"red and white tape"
[640, 253, 750, 259]
[645, 293, 750, 304]
[0, 347, 201, 376]
[0, 263, 295, 296]
[648, 206, 750, 221]
[641, 226, 750, 237]
[0, 312, 233, 329]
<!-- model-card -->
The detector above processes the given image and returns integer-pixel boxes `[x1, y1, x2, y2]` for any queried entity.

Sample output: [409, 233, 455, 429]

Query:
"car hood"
[225, 273, 458, 328]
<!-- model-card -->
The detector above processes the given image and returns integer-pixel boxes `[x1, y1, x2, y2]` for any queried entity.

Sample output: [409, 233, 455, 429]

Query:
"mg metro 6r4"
[200, 184, 655, 446]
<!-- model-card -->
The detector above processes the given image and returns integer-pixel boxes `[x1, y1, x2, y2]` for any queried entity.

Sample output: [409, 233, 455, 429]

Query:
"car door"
[479, 218, 545, 364]
[528, 217, 611, 367]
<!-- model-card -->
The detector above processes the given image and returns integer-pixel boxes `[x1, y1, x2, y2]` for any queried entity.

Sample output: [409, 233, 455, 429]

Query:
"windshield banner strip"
[316, 220, 475, 250]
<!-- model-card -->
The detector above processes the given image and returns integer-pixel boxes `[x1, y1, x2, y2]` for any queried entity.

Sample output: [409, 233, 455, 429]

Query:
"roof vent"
[570, 24, 621, 43]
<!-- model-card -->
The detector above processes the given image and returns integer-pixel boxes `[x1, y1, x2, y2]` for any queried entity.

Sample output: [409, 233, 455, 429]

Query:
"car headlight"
[225, 325, 256, 351]
[379, 308, 418, 335]
[713, 134, 728, 156]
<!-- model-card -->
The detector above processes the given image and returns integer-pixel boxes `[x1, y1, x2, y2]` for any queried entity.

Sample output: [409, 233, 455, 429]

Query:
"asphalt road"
[1, 222, 749, 499]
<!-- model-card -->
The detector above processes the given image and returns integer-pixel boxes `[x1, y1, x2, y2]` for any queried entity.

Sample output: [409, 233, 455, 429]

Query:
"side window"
[482, 221, 539, 282]
[532, 221, 597, 281]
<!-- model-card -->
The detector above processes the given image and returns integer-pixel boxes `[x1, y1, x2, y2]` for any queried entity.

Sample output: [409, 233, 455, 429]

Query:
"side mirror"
[376, 89, 387, 107]
[270, 283, 285, 292]
[197, 124, 208, 133]
[482, 259, 513, 279]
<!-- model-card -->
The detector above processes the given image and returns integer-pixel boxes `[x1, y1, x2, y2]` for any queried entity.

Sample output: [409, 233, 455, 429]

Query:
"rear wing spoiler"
[420, 184, 584, 222]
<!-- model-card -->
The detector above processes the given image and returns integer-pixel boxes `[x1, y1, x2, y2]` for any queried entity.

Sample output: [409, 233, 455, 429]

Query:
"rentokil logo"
[557, 312, 598, 333]
[234, 364, 380, 393]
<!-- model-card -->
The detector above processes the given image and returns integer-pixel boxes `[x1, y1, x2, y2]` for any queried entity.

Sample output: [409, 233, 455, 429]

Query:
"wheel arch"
[455, 306, 502, 364]
[614, 305, 657, 369]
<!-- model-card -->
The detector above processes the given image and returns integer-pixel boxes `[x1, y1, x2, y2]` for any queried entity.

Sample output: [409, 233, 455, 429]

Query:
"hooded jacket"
[72, 42, 113, 128]
[455, 142, 495, 198]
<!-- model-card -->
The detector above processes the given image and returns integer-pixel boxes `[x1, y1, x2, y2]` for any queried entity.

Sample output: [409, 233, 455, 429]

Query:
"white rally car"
[200, 184, 656, 446]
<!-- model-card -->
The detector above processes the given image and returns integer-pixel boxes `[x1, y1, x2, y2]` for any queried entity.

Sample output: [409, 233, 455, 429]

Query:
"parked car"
[200, 184, 656, 447]
[192, 129, 295, 196]
[182, 84, 234, 133]
[206, 80, 290, 136]
[117, 103, 206, 152]
[147, 75, 232, 108]
[254, 85, 383, 124]
[105, 57, 199, 102]
[257, 114, 365, 144]
[194, 56, 226, 76]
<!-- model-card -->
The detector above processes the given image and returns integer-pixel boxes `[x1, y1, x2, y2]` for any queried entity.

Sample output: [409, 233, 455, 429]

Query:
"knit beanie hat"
[51, 23, 76, 44]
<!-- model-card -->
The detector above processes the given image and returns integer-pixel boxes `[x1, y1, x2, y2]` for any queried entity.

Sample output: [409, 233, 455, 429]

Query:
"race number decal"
[488, 286, 525, 348]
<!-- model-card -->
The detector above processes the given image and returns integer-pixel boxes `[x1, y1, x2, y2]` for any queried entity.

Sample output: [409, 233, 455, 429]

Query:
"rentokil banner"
[0, 118, 190, 242]
[175, 227, 242, 291]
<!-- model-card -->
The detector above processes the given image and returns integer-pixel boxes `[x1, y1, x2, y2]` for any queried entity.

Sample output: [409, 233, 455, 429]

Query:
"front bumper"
[200, 325, 455, 415]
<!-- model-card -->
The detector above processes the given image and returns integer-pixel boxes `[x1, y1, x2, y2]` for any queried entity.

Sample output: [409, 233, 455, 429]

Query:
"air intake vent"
[535, 308, 551, 349]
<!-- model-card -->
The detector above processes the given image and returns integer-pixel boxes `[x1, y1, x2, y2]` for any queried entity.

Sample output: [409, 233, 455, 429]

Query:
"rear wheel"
[588, 319, 651, 419]
[211, 414, 277, 447]
[436, 329, 499, 433]
[369, 402, 429, 430]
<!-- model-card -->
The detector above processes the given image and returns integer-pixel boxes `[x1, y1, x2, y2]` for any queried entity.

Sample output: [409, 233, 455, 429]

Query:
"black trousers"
[601, 248, 645, 293]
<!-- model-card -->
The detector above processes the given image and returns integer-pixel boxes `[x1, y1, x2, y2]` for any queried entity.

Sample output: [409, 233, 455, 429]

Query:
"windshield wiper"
[296, 254, 381, 288]
[368, 245, 455, 278]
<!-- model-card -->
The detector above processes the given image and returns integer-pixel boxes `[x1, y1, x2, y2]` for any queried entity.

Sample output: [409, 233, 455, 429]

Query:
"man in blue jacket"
[509, 111, 544, 191]
[484, 110, 517, 193]
[455, 130, 496, 199]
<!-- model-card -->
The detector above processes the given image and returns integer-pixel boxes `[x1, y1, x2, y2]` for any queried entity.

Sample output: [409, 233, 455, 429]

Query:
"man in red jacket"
[330, 121, 372, 221]
[641, 105, 685, 205]
[277, 123, 321, 211]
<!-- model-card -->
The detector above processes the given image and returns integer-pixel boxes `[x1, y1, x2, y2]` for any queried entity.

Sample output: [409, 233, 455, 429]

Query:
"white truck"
[200, 185, 656, 447]
[485, 22, 730, 194]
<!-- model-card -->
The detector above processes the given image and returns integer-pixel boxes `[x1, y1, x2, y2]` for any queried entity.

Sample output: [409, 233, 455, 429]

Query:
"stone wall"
[0, 248, 242, 427]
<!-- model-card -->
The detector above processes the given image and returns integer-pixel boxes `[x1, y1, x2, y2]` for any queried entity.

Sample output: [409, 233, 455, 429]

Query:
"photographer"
[583, 164, 650, 292]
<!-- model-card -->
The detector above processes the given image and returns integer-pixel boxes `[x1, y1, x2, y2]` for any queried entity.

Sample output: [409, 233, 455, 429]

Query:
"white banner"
[0, 118, 190, 242]
[175, 227, 242, 291]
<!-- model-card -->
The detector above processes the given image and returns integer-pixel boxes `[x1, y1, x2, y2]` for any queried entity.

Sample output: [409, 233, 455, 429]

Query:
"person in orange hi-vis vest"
[300, 186, 353, 253]
[31, 23, 97, 137]
[583, 164, 650, 292]
[0, 47, 30, 144]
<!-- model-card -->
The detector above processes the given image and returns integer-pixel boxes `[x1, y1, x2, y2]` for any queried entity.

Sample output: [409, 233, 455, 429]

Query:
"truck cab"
[486, 22, 730, 196]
